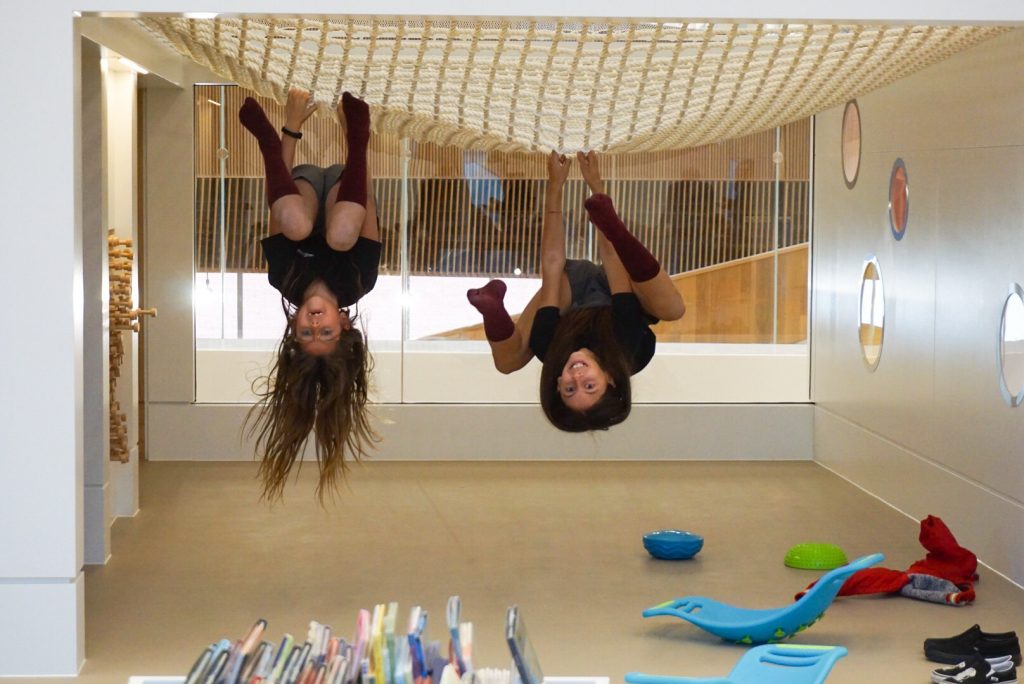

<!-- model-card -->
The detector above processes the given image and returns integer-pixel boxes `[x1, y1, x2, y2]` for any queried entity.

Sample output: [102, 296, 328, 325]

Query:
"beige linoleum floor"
[23, 460, 1024, 683]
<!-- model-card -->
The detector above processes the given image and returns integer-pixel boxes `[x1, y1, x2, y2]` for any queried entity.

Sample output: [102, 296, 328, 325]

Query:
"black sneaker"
[932, 655, 1017, 684]
[925, 625, 1022, 665]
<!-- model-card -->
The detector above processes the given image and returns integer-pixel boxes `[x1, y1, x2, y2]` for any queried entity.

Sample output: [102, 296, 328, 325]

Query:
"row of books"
[183, 598, 543, 684]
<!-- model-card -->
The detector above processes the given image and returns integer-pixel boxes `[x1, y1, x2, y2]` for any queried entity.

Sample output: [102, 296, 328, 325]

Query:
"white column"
[83, 39, 112, 566]
[0, 6, 85, 675]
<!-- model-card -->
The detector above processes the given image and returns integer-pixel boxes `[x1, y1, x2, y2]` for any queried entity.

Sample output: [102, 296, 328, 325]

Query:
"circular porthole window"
[841, 100, 861, 188]
[859, 258, 885, 370]
[998, 283, 1024, 407]
[889, 158, 909, 240]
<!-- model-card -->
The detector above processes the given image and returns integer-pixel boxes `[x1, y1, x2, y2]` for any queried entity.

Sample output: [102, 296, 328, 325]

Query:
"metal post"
[217, 85, 228, 339]
[806, 116, 816, 399]
[236, 247, 244, 339]
[772, 126, 781, 345]
[400, 138, 411, 399]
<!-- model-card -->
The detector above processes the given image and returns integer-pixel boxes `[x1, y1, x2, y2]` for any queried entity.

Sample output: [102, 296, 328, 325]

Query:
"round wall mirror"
[859, 258, 885, 370]
[842, 100, 861, 188]
[888, 158, 909, 240]
[998, 283, 1024, 407]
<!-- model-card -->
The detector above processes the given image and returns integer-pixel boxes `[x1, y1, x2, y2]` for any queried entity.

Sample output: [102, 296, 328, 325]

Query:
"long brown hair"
[538, 307, 632, 432]
[246, 308, 379, 503]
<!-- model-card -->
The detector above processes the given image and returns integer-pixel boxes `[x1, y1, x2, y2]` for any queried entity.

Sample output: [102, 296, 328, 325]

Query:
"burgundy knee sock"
[239, 98, 299, 206]
[584, 193, 661, 282]
[336, 92, 370, 207]
[466, 280, 514, 342]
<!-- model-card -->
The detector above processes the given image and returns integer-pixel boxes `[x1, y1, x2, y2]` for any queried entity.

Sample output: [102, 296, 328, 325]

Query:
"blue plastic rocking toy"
[642, 553, 883, 644]
[625, 644, 848, 684]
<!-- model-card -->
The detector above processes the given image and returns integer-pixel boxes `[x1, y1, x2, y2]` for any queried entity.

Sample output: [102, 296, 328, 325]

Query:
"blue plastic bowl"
[643, 530, 704, 560]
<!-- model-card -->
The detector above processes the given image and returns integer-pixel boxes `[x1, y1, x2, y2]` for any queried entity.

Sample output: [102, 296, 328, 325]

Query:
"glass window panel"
[403, 120, 811, 346]
[193, 84, 812, 401]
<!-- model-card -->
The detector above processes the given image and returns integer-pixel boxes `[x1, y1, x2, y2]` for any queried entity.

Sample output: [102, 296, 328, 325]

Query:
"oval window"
[859, 258, 885, 370]
[998, 284, 1024, 407]
[842, 100, 861, 188]
[889, 158, 909, 240]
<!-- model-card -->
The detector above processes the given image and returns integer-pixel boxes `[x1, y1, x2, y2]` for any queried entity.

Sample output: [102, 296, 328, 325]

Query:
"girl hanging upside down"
[239, 87, 380, 501]
[467, 151, 686, 432]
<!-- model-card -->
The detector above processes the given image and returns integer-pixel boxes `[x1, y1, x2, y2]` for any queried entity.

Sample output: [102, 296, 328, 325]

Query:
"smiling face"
[294, 294, 351, 356]
[557, 348, 614, 412]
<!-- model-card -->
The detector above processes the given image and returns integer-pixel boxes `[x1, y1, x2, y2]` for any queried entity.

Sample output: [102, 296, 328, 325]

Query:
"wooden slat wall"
[652, 244, 809, 343]
[195, 85, 810, 278]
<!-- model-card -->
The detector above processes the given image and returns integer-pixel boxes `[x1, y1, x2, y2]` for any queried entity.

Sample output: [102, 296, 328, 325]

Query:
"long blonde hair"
[246, 310, 379, 503]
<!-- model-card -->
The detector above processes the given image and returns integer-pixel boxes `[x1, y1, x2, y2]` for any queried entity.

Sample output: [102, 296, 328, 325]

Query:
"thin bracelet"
[281, 126, 303, 140]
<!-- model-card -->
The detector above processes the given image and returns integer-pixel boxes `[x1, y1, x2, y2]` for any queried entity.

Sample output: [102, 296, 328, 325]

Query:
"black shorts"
[564, 259, 658, 325]
[564, 259, 612, 309]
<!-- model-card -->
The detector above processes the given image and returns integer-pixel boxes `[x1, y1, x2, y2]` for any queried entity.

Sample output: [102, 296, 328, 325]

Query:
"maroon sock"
[467, 280, 514, 342]
[239, 98, 299, 206]
[336, 92, 370, 207]
[584, 193, 660, 282]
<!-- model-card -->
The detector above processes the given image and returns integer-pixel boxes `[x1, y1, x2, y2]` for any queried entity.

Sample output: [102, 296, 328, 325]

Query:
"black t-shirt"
[261, 233, 382, 307]
[529, 293, 656, 374]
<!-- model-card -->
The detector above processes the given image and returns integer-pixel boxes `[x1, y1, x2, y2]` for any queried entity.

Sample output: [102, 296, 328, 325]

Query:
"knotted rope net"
[140, 16, 1008, 153]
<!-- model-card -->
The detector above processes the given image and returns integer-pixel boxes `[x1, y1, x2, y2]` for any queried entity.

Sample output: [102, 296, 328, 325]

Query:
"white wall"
[149, 402, 814, 461]
[192, 344, 810, 405]
[0, 7, 84, 676]
[812, 28, 1024, 586]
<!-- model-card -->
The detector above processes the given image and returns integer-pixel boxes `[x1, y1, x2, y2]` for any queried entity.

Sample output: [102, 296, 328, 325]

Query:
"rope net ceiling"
[140, 17, 1009, 153]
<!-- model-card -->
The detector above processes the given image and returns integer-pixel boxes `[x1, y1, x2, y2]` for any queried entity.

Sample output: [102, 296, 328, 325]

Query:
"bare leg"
[269, 181, 317, 240]
[598, 233, 685, 321]
[630, 273, 685, 322]
[324, 182, 364, 251]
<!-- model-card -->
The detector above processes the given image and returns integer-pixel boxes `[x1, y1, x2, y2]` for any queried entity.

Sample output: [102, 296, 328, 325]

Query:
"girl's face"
[294, 295, 351, 356]
[557, 348, 614, 412]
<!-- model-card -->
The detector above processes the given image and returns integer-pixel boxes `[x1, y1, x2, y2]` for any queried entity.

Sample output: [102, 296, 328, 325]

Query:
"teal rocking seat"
[625, 644, 848, 684]
[642, 553, 883, 644]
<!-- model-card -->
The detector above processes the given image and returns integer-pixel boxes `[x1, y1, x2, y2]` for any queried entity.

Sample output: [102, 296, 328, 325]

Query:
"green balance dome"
[784, 543, 849, 570]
